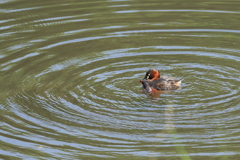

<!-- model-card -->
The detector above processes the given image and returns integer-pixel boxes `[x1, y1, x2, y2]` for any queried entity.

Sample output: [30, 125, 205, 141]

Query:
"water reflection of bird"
[140, 68, 183, 94]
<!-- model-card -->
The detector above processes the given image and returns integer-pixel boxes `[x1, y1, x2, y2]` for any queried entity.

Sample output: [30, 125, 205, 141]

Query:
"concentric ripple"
[1, 0, 240, 159]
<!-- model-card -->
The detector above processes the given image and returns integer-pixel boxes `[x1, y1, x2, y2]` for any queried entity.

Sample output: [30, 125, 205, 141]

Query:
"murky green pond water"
[1, 0, 240, 159]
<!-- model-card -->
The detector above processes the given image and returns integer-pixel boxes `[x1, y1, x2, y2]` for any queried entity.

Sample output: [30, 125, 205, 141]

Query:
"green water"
[0, 0, 240, 159]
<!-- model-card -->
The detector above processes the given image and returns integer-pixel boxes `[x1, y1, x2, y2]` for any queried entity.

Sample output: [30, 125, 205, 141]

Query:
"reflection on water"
[0, 0, 240, 159]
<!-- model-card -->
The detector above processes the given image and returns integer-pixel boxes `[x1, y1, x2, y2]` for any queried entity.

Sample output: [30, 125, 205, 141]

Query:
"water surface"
[0, 0, 240, 159]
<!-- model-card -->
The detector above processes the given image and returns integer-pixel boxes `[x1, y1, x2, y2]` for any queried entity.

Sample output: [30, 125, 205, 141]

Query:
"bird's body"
[140, 68, 183, 93]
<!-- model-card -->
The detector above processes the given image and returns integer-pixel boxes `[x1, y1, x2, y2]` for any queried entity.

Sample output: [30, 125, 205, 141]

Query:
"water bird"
[140, 68, 183, 94]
